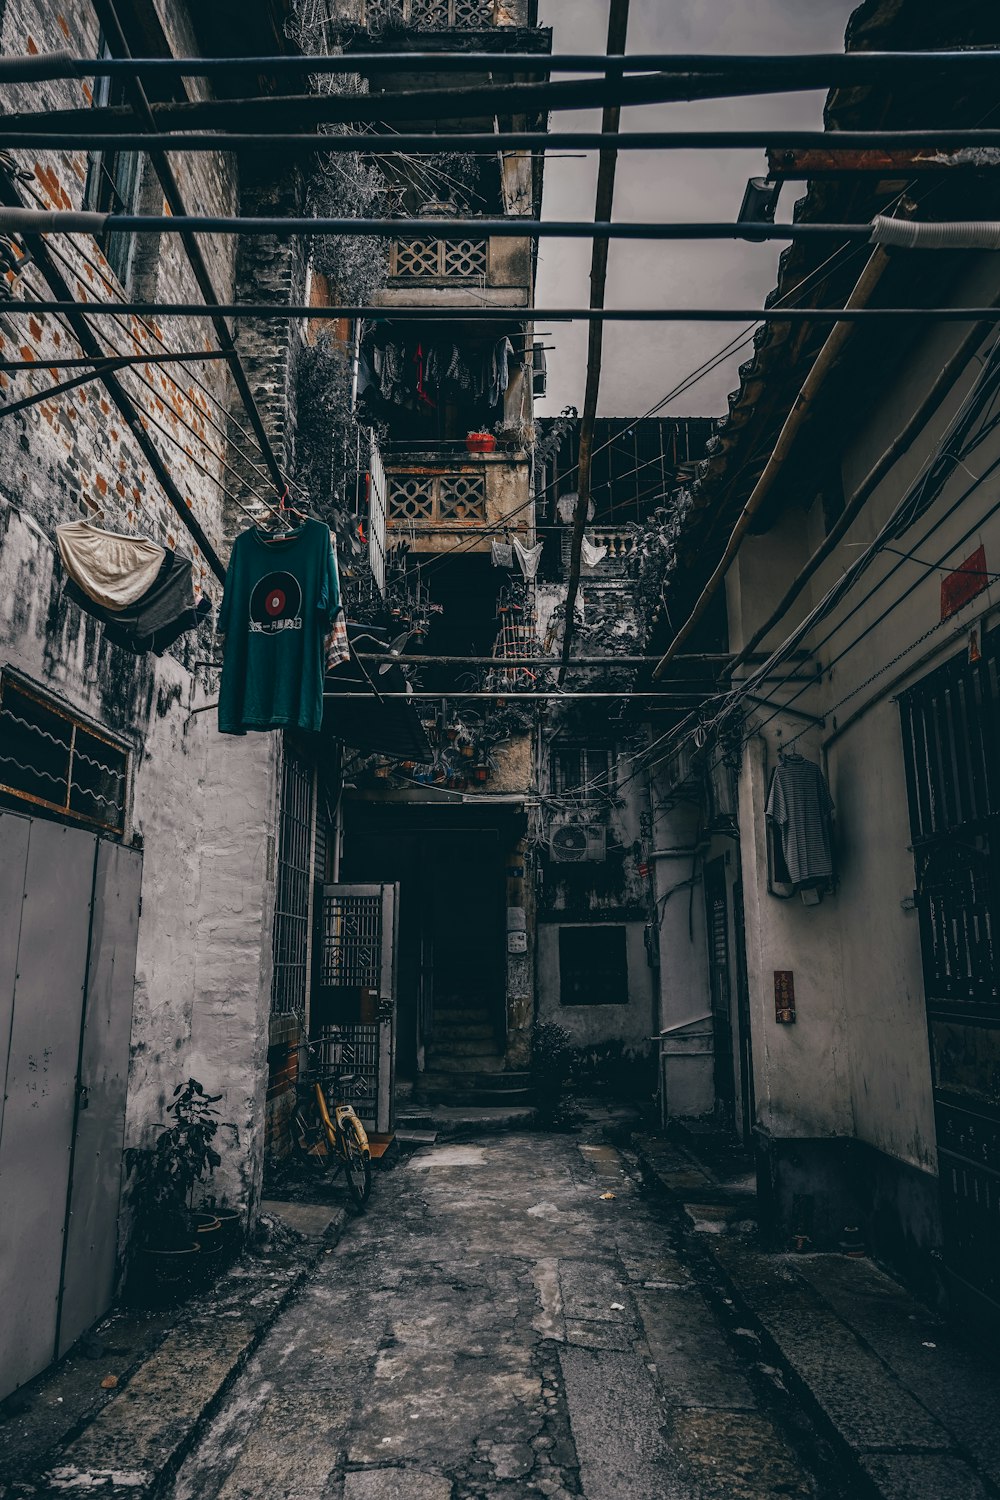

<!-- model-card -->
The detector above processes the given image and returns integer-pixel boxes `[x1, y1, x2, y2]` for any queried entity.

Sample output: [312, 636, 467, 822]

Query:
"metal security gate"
[704, 857, 736, 1125]
[899, 632, 1000, 1320]
[313, 884, 398, 1134]
[0, 812, 141, 1399]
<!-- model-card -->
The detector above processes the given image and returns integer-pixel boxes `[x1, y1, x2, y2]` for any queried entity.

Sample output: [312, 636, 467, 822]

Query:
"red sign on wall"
[774, 970, 796, 1024]
[941, 545, 988, 620]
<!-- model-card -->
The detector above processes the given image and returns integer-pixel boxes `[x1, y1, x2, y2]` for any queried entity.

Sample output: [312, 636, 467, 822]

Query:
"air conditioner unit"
[549, 823, 607, 863]
[663, 741, 697, 792]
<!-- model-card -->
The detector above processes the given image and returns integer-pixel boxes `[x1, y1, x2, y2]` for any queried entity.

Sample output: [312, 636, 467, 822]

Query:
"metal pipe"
[559, 0, 628, 684]
[0, 210, 921, 241]
[13, 51, 1000, 138]
[651, 246, 892, 680]
[4, 48, 1000, 82]
[11, 301, 1000, 322]
[0, 350, 230, 372]
[5, 129, 1000, 153]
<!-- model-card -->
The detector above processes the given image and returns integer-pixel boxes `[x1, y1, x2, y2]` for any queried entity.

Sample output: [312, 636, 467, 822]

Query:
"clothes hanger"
[258, 485, 308, 541]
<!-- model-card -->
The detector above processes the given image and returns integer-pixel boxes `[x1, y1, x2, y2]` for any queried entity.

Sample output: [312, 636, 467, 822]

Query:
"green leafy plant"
[531, 1021, 574, 1129]
[125, 1079, 224, 1248]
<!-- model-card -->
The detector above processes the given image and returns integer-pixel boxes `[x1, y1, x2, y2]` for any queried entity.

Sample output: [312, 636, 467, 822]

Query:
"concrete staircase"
[413, 998, 532, 1108]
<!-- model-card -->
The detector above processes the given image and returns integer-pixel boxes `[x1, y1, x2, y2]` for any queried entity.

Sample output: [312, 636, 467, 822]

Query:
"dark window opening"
[559, 925, 629, 1006]
[552, 745, 613, 801]
[83, 43, 142, 288]
[271, 742, 315, 1016]
[0, 672, 129, 836]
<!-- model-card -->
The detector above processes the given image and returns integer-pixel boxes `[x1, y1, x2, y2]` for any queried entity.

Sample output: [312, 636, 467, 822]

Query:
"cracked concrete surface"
[163, 1120, 823, 1500]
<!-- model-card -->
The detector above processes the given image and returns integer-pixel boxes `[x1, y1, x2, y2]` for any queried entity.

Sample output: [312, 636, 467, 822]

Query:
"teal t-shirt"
[218, 518, 340, 735]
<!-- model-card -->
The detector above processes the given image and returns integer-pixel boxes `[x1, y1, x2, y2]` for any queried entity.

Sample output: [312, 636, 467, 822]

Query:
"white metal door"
[314, 883, 398, 1134]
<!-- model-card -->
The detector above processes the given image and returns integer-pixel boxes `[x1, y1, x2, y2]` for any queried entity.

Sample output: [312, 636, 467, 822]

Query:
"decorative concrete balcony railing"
[385, 450, 531, 552]
[389, 237, 488, 281]
[355, 0, 527, 26]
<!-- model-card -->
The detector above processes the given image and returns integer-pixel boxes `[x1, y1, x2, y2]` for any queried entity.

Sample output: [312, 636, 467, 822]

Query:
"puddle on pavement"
[407, 1146, 488, 1169]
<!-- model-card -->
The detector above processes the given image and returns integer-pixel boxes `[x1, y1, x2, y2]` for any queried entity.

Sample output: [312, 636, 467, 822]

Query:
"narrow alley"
[169, 1124, 820, 1500]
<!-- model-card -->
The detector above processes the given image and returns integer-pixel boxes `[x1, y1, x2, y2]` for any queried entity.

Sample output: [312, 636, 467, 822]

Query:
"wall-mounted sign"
[507, 931, 528, 954]
[774, 970, 796, 1024]
[941, 545, 988, 620]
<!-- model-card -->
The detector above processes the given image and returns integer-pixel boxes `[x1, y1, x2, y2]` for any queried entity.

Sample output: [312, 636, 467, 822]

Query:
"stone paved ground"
[165, 1121, 841, 1500]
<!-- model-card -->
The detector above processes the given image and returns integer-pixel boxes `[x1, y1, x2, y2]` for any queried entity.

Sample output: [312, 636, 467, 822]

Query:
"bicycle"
[290, 1040, 373, 1209]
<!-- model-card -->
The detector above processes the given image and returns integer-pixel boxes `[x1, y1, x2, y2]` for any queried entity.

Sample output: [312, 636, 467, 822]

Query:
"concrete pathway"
[166, 1124, 829, 1500]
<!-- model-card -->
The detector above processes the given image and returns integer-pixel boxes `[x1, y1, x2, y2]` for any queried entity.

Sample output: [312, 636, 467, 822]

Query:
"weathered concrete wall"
[0, 0, 287, 1236]
[727, 250, 1000, 1195]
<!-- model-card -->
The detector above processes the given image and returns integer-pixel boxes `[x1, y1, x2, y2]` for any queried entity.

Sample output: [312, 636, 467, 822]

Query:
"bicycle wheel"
[341, 1118, 372, 1209]
[291, 1105, 332, 1176]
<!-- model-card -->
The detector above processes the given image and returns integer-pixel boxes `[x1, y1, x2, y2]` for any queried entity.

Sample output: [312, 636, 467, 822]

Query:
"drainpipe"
[651, 243, 892, 680]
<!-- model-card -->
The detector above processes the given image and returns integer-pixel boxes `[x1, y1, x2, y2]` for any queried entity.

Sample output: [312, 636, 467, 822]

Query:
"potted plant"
[125, 1079, 225, 1303]
[466, 429, 496, 455]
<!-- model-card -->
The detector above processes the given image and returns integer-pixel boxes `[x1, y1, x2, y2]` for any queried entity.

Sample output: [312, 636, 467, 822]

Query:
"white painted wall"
[727, 250, 1000, 1175]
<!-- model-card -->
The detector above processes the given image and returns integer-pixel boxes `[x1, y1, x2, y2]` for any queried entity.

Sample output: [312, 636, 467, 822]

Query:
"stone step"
[431, 1021, 496, 1042]
[426, 1037, 502, 1059]
[414, 1083, 535, 1109]
[431, 1007, 494, 1026]
[419, 1054, 506, 1075]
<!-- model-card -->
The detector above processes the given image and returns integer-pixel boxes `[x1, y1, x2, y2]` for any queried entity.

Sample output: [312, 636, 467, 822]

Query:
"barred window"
[0, 672, 129, 836]
[271, 742, 316, 1016]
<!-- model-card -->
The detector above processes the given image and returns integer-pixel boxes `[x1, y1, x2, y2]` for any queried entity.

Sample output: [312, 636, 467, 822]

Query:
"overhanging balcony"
[376, 227, 532, 309]
[330, 0, 532, 26]
[384, 445, 531, 554]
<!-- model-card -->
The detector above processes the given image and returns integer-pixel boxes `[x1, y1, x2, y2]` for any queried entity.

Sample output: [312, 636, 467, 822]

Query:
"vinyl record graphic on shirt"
[249, 572, 302, 634]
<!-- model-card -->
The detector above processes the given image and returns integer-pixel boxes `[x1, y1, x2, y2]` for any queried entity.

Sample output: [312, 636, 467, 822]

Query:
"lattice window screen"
[387, 475, 435, 521]
[439, 474, 486, 521]
[387, 472, 486, 523]
[391, 238, 487, 280]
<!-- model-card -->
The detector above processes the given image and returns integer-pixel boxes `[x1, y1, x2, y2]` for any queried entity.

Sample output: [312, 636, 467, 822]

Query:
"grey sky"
[535, 0, 860, 419]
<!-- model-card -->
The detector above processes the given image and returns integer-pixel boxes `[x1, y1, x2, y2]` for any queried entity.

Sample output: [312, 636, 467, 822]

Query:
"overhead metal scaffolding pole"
[3, 47, 1000, 83]
[10, 301, 1000, 322]
[4, 129, 1000, 153]
[0, 210, 980, 242]
[558, 0, 629, 685]
[88, 0, 287, 495]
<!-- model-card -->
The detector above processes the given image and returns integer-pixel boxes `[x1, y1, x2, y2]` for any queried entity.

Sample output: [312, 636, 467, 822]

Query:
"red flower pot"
[466, 432, 496, 454]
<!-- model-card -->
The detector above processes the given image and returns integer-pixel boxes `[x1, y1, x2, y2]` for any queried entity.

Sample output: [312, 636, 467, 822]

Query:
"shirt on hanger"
[218, 518, 341, 735]
[765, 754, 834, 888]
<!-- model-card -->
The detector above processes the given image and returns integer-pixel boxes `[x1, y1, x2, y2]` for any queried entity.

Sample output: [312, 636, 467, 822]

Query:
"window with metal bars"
[0, 672, 129, 836]
[271, 743, 316, 1016]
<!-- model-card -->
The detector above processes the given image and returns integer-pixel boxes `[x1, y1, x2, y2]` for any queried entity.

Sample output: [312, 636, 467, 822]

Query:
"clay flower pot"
[466, 432, 496, 455]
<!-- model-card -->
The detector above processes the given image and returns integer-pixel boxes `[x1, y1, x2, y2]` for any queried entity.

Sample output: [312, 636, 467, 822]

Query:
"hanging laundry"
[765, 752, 834, 889]
[412, 343, 436, 407]
[488, 336, 515, 408]
[218, 517, 341, 735]
[325, 607, 351, 672]
[581, 537, 608, 567]
[491, 539, 514, 569]
[63, 545, 210, 656]
[513, 538, 543, 580]
[57, 520, 166, 609]
[445, 344, 472, 391]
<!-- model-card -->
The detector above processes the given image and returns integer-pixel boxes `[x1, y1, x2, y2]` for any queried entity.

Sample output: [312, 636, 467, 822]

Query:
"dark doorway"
[340, 808, 508, 1077]
[704, 856, 736, 1126]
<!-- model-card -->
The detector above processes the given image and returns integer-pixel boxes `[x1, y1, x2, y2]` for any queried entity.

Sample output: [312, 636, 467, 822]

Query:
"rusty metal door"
[0, 813, 141, 1399]
[314, 883, 398, 1134]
